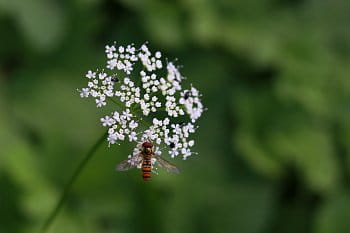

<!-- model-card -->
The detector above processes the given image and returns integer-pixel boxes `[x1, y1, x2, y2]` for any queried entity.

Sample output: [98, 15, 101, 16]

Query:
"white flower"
[105, 45, 116, 54]
[129, 120, 138, 129]
[128, 132, 138, 142]
[107, 133, 118, 144]
[79, 42, 204, 161]
[79, 88, 90, 98]
[96, 98, 106, 107]
[169, 149, 179, 158]
[101, 116, 115, 127]
[179, 87, 204, 122]
[155, 51, 161, 58]
[99, 72, 107, 80]
[86, 70, 96, 79]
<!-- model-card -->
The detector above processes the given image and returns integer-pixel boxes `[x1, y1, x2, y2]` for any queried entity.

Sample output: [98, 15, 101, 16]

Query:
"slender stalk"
[40, 131, 108, 233]
[107, 96, 124, 108]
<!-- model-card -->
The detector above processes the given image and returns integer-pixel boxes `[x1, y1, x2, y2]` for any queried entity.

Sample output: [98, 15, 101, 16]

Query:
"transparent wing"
[156, 156, 180, 174]
[116, 154, 142, 172]
[116, 159, 135, 171]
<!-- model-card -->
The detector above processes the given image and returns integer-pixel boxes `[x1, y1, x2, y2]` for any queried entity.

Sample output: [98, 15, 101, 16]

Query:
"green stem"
[40, 131, 108, 233]
[108, 96, 123, 108]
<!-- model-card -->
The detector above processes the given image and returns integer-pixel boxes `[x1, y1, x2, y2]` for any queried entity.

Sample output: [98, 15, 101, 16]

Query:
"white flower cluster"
[79, 71, 115, 107]
[115, 78, 140, 108]
[79, 42, 204, 161]
[106, 44, 138, 74]
[139, 118, 196, 159]
[100, 109, 139, 144]
[180, 86, 203, 122]
[138, 44, 163, 72]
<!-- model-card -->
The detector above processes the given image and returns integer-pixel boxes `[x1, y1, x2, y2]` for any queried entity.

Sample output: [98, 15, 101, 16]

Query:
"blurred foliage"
[1, 0, 350, 233]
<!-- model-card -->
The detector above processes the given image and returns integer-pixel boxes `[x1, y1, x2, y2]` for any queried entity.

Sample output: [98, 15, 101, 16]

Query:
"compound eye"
[142, 142, 153, 148]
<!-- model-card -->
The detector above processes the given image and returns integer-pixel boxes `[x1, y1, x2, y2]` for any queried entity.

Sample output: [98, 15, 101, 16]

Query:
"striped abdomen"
[142, 154, 152, 181]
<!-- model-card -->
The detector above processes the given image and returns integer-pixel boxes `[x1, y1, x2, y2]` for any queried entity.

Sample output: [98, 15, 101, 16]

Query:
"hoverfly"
[116, 141, 180, 181]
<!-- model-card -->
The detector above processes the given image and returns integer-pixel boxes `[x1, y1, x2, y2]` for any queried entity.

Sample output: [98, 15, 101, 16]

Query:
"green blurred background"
[1, 0, 350, 233]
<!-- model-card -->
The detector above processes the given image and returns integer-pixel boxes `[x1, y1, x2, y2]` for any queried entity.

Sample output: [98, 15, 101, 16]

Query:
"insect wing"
[156, 156, 180, 174]
[116, 160, 134, 171]
[116, 154, 142, 171]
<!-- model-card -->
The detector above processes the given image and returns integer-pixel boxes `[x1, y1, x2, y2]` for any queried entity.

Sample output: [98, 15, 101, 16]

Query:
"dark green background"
[1, 0, 350, 233]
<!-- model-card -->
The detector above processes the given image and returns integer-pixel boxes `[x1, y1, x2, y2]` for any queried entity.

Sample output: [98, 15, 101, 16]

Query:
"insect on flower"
[79, 42, 204, 181]
[116, 141, 179, 181]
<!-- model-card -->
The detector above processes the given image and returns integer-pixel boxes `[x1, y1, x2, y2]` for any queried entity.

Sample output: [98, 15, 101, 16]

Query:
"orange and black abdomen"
[142, 154, 152, 181]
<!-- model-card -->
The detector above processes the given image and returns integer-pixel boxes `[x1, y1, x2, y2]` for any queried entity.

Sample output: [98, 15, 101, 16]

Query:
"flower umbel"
[79, 42, 204, 168]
